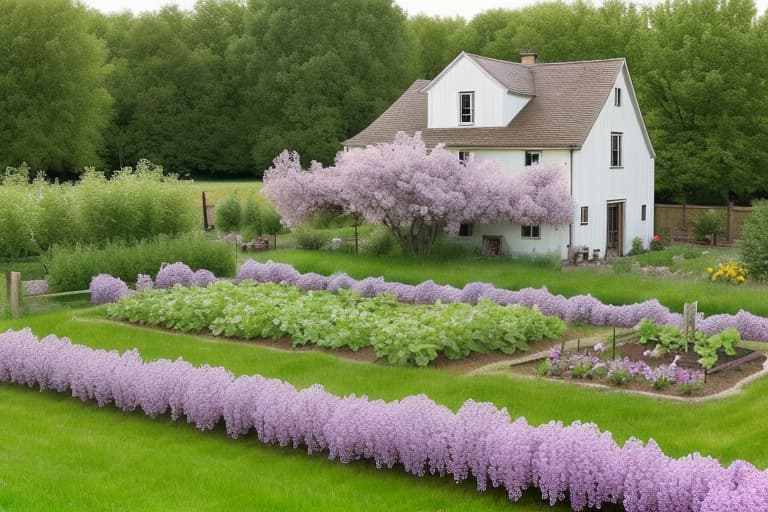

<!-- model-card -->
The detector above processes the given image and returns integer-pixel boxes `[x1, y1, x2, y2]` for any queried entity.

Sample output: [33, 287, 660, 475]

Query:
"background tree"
[406, 15, 468, 79]
[0, 0, 111, 175]
[262, 133, 573, 256]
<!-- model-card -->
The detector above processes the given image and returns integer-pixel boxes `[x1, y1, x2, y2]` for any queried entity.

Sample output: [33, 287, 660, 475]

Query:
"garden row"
[106, 281, 565, 366]
[233, 260, 768, 341]
[0, 328, 765, 512]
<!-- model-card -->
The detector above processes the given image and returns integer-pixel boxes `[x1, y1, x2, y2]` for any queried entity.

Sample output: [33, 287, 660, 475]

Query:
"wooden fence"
[654, 203, 752, 244]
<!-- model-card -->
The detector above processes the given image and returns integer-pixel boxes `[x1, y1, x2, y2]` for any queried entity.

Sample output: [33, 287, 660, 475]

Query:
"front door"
[606, 202, 624, 256]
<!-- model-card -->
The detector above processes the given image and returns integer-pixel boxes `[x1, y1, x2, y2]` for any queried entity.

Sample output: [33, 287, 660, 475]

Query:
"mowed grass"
[1, 308, 766, 510]
[248, 249, 768, 317]
[185, 179, 262, 204]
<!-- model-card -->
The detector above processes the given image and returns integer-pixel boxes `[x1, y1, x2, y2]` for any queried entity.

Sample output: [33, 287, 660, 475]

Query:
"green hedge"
[46, 233, 236, 291]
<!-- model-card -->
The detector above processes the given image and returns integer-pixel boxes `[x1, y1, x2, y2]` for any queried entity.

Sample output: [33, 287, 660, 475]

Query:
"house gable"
[420, 52, 534, 129]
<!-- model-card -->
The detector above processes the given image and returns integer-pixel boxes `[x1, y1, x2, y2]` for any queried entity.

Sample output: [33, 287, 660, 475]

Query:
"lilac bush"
[2, 327, 766, 511]
[192, 269, 217, 288]
[236, 260, 768, 342]
[154, 262, 195, 289]
[22, 280, 48, 297]
[89, 274, 130, 304]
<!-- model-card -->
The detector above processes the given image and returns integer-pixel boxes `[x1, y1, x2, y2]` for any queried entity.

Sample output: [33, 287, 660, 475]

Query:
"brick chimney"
[520, 50, 538, 65]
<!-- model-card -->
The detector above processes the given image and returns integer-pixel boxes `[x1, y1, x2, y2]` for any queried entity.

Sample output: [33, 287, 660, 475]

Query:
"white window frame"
[458, 91, 474, 125]
[525, 150, 542, 167]
[614, 87, 622, 107]
[641, 204, 647, 221]
[458, 151, 472, 165]
[611, 132, 623, 168]
[521, 225, 540, 239]
[580, 206, 589, 225]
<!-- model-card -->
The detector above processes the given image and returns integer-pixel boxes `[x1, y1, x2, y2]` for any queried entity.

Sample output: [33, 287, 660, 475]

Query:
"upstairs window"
[521, 225, 540, 239]
[458, 151, 472, 165]
[614, 87, 622, 107]
[580, 206, 589, 225]
[611, 132, 623, 168]
[459, 91, 474, 124]
[525, 150, 541, 166]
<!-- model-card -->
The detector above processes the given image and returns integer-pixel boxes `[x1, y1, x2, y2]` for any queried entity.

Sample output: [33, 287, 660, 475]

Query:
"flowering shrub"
[707, 262, 747, 284]
[89, 274, 130, 305]
[154, 262, 195, 289]
[1, 328, 766, 512]
[232, 260, 768, 342]
[135, 274, 154, 292]
[649, 234, 664, 251]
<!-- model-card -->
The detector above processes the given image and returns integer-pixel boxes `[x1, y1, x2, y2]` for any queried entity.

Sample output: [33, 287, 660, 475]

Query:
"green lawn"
[0, 308, 766, 510]
[247, 248, 768, 317]
[186, 179, 262, 204]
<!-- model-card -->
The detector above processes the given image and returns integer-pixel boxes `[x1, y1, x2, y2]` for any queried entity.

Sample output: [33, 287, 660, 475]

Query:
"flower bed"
[1, 328, 766, 511]
[106, 281, 565, 367]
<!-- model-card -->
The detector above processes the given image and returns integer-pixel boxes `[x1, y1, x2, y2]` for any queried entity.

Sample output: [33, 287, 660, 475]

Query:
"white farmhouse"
[344, 51, 655, 260]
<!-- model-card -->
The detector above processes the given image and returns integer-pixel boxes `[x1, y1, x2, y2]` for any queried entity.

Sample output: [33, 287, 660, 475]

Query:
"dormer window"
[459, 91, 474, 125]
[614, 87, 622, 107]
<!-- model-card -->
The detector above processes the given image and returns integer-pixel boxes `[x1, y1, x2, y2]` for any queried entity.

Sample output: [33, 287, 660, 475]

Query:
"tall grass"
[47, 233, 236, 291]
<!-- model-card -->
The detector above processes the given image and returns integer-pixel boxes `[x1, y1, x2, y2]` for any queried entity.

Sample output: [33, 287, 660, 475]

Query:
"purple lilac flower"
[192, 269, 217, 288]
[155, 262, 195, 289]
[89, 274, 130, 304]
[23, 280, 48, 297]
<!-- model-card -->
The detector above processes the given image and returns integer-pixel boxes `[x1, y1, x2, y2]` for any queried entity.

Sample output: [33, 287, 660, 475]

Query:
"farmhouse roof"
[344, 56, 628, 150]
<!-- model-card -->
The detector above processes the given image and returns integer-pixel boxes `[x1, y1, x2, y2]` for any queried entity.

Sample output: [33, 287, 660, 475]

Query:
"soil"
[509, 342, 767, 398]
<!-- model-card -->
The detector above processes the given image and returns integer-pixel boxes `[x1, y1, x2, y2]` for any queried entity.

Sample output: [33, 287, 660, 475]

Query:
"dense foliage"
[2, 0, 767, 204]
[635, 318, 740, 369]
[263, 133, 573, 255]
[1, 328, 767, 511]
[46, 234, 235, 292]
[235, 259, 768, 341]
[0, 162, 197, 258]
[0, 0, 110, 173]
[107, 281, 565, 366]
[741, 200, 768, 280]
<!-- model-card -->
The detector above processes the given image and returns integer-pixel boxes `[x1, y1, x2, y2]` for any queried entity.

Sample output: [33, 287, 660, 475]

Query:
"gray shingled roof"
[344, 56, 626, 149]
[462, 53, 535, 96]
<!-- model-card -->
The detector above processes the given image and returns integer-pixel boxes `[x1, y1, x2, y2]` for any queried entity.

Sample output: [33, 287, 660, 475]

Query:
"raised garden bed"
[511, 340, 767, 397]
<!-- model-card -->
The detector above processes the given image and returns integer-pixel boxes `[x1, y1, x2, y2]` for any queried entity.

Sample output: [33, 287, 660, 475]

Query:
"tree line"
[1, 0, 767, 204]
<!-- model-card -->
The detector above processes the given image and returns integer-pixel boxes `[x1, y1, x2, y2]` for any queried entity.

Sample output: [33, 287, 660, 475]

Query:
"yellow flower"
[706, 267, 713, 273]
[737, 275, 745, 282]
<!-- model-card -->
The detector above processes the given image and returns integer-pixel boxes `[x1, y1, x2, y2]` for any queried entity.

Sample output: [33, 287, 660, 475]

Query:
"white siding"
[427, 57, 531, 128]
[571, 66, 655, 256]
[453, 148, 572, 259]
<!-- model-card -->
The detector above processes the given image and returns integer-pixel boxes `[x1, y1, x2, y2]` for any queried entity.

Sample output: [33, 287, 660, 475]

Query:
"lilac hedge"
[89, 274, 131, 305]
[236, 260, 768, 341]
[1, 327, 766, 511]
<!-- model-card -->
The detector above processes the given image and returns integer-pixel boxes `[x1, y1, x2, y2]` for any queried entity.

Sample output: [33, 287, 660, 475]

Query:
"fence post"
[9, 271, 21, 318]
[202, 192, 210, 230]
[727, 200, 734, 243]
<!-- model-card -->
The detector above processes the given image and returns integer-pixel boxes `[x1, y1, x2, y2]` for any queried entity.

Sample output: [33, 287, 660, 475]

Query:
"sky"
[79, 0, 768, 19]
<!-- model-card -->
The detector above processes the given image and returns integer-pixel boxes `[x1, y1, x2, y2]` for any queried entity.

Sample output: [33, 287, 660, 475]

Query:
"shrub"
[0, 174, 39, 258]
[706, 262, 747, 284]
[47, 233, 235, 291]
[628, 236, 645, 256]
[649, 234, 664, 251]
[89, 274, 130, 304]
[215, 193, 242, 234]
[364, 227, 395, 256]
[741, 200, 768, 280]
[241, 195, 263, 240]
[293, 227, 327, 250]
[694, 210, 725, 244]
[155, 262, 195, 289]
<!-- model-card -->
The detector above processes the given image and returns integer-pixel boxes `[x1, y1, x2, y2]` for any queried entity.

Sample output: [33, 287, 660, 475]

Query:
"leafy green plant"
[241, 195, 263, 240]
[694, 328, 739, 369]
[215, 193, 242, 234]
[107, 282, 565, 367]
[293, 227, 327, 250]
[693, 210, 725, 244]
[364, 227, 395, 256]
[628, 236, 645, 256]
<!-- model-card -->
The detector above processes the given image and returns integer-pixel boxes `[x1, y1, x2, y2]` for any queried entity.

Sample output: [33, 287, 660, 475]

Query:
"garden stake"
[612, 327, 616, 360]
[577, 338, 580, 353]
